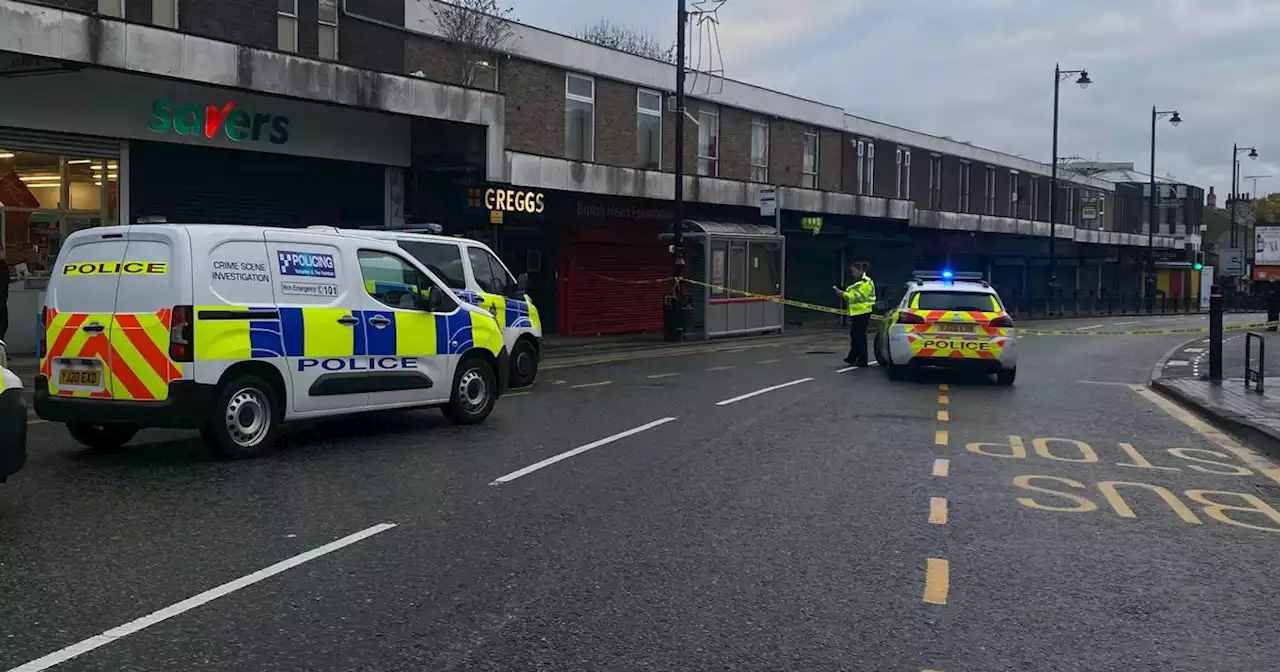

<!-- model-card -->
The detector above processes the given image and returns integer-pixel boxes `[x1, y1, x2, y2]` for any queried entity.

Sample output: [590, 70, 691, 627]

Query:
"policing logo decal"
[277, 251, 336, 278]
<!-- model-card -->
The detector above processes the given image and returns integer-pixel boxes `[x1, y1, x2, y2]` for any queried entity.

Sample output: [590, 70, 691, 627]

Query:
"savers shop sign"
[148, 98, 291, 145]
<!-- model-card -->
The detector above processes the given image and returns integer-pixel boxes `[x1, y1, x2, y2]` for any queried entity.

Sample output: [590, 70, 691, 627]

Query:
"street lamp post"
[1230, 143, 1259, 249]
[668, 0, 689, 341]
[1048, 64, 1091, 307]
[1146, 107, 1182, 311]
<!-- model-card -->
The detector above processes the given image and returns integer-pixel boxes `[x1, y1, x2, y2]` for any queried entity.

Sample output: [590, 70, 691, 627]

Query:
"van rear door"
[107, 227, 191, 401]
[42, 233, 128, 399]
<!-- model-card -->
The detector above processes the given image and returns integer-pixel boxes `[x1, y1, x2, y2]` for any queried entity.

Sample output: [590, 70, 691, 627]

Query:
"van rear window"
[914, 291, 999, 312]
[397, 241, 467, 289]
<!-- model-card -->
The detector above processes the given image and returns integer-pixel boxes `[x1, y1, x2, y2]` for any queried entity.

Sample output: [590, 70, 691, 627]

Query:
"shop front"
[0, 66, 412, 353]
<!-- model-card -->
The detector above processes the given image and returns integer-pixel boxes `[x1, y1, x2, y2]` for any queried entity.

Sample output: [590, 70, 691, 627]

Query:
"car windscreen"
[914, 291, 1000, 312]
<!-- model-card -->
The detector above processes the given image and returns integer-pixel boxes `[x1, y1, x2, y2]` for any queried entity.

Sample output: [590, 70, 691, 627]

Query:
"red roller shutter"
[562, 220, 670, 336]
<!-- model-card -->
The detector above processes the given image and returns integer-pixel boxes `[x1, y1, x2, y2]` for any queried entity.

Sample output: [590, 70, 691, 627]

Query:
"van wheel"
[442, 356, 497, 425]
[996, 368, 1017, 386]
[67, 422, 138, 452]
[204, 375, 281, 459]
[509, 339, 539, 388]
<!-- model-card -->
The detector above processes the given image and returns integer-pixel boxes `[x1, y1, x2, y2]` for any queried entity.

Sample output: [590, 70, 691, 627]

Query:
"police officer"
[0, 245, 9, 343]
[835, 262, 876, 366]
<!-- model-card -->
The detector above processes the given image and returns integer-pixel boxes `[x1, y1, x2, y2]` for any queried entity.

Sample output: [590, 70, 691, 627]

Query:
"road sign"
[758, 186, 777, 217]
[1220, 248, 1244, 277]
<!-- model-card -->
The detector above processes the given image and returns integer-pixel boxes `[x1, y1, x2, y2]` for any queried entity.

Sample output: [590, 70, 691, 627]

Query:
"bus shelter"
[665, 220, 786, 339]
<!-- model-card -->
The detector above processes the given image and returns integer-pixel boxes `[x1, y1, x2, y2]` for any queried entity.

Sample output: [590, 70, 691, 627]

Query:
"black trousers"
[847, 313, 870, 364]
[0, 295, 7, 343]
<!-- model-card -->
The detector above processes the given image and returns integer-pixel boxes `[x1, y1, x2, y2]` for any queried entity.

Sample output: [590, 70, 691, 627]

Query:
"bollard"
[1209, 286, 1223, 384]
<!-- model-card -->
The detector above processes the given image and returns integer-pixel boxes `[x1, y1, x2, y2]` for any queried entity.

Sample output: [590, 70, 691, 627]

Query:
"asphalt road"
[3, 315, 1279, 671]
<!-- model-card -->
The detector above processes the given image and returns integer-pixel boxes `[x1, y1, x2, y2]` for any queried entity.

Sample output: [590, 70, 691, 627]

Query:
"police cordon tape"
[574, 270, 1276, 336]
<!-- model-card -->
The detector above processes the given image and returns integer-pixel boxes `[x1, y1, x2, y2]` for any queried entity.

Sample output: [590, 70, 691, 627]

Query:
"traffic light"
[1193, 250, 1205, 271]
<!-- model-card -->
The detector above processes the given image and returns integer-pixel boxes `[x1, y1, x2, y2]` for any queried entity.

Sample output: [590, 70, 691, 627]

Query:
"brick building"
[0, 0, 1186, 337]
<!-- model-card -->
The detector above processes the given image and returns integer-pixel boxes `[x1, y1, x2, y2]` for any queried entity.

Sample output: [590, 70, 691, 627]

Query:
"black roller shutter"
[129, 141, 384, 228]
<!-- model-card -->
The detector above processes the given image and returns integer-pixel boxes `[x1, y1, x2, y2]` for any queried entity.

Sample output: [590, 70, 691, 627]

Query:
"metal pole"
[1147, 106, 1157, 313]
[669, 0, 688, 342]
[1048, 64, 1061, 306]
[1209, 285, 1223, 383]
[1230, 143, 1238, 249]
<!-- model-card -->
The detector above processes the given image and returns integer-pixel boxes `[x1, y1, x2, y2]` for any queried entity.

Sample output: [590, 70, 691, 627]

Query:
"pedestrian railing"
[1246, 332, 1266, 393]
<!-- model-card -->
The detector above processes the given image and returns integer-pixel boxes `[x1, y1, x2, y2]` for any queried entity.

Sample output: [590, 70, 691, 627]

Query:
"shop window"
[0, 150, 119, 278]
[98, 0, 124, 18]
[152, 0, 177, 28]
[565, 73, 595, 162]
[750, 117, 769, 183]
[396, 240, 468, 289]
[636, 89, 662, 170]
[278, 0, 299, 53]
[318, 0, 338, 60]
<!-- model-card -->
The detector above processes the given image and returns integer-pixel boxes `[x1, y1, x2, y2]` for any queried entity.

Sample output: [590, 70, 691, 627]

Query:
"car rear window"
[915, 291, 999, 312]
[397, 240, 468, 289]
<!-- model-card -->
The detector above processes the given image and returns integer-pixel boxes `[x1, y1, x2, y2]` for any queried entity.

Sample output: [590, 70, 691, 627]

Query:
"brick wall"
[941, 155, 961, 210]
[770, 119, 804, 188]
[818, 129, 841, 192]
[873, 140, 895, 199]
[297, 0, 318, 59]
[500, 58, 564, 158]
[341, 0, 405, 73]
[179, 0, 275, 50]
[717, 106, 753, 182]
[594, 77, 636, 168]
[124, 0, 149, 22]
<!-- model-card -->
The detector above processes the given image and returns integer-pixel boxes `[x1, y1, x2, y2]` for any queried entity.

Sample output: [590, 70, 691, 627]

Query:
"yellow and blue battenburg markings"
[194, 306, 501, 361]
[455, 290, 541, 330]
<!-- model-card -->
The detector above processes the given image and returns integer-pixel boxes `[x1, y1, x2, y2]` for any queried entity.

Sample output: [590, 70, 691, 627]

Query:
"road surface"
[3, 313, 1277, 671]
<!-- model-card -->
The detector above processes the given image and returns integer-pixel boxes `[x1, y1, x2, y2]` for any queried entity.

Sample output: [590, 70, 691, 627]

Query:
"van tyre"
[442, 356, 497, 425]
[997, 368, 1017, 386]
[67, 422, 138, 453]
[204, 375, 281, 459]
[509, 338, 539, 388]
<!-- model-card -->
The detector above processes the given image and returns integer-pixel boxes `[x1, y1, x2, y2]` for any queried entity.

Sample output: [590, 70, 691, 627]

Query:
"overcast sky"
[504, 0, 1279, 200]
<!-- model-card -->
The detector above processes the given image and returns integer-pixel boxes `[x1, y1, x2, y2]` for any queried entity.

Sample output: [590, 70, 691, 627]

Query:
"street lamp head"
[1076, 70, 1092, 89]
[1169, 111, 1182, 127]
[1249, 148, 1259, 160]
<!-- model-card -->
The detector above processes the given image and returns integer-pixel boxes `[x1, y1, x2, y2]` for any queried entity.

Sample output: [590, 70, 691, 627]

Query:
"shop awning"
[662, 219, 784, 241]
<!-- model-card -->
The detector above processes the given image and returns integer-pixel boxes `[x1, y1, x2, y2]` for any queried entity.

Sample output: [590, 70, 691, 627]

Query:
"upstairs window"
[278, 0, 298, 53]
[152, 0, 177, 27]
[1009, 171, 1019, 216]
[697, 105, 720, 177]
[636, 90, 663, 170]
[958, 161, 971, 213]
[985, 166, 996, 214]
[928, 155, 943, 209]
[565, 73, 595, 161]
[750, 117, 769, 183]
[895, 147, 911, 199]
[858, 140, 875, 195]
[802, 129, 819, 189]
[318, 0, 338, 60]
[98, 0, 124, 17]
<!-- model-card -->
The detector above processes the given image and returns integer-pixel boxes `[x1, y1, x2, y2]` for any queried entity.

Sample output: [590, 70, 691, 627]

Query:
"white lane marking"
[706, 365, 736, 372]
[1165, 360, 1190, 367]
[1076, 324, 1105, 330]
[1183, 347, 1205, 353]
[716, 378, 814, 406]
[570, 381, 613, 389]
[1113, 320, 1140, 326]
[1075, 380, 1135, 386]
[646, 373, 680, 379]
[837, 366, 859, 373]
[7, 524, 397, 672]
[724, 348, 748, 353]
[757, 359, 782, 364]
[490, 417, 678, 485]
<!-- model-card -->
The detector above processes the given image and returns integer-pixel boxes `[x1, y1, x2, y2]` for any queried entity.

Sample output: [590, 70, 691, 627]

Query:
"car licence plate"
[58, 367, 101, 387]
[935, 323, 977, 333]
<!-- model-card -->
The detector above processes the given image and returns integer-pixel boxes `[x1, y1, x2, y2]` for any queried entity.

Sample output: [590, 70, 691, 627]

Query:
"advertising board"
[1256, 227, 1280, 265]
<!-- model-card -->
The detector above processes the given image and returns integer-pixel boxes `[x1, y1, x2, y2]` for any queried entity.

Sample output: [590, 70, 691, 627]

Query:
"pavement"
[1152, 319, 1280, 463]
[4, 313, 1280, 671]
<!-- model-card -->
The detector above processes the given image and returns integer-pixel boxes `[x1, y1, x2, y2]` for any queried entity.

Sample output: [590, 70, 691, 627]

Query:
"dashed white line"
[1183, 347, 1205, 353]
[570, 381, 613, 389]
[1165, 360, 1191, 367]
[1076, 324, 1105, 330]
[7, 523, 398, 672]
[706, 365, 736, 372]
[716, 378, 814, 406]
[490, 417, 678, 485]
[837, 366, 859, 373]
[646, 373, 681, 379]
[1113, 320, 1140, 326]
[757, 359, 782, 364]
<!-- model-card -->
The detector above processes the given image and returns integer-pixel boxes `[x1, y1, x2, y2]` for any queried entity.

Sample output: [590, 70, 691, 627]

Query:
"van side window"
[357, 250, 450, 313]
[467, 247, 515, 295]
[396, 240, 467, 289]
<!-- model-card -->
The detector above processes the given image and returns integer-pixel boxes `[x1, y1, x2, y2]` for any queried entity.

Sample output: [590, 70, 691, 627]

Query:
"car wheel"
[442, 355, 497, 425]
[67, 422, 139, 453]
[204, 375, 281, 459]
[509, 338, 539, 389]
[997, 368, 1017, 386]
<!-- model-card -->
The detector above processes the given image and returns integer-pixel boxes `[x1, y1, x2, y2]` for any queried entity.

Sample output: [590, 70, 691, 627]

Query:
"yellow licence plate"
[58, 369, 101, 387]
[935, 323, 977, 333]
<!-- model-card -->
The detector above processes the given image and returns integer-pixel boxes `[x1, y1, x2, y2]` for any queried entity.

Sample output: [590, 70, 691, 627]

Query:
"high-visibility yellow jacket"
[843, 276, 876, 316]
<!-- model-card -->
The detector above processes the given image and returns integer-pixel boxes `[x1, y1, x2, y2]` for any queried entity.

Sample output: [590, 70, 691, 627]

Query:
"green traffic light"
[1193, 263, 1204, 271]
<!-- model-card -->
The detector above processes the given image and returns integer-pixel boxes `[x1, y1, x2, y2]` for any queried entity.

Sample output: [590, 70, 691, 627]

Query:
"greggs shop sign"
[470, 187, 546, 214]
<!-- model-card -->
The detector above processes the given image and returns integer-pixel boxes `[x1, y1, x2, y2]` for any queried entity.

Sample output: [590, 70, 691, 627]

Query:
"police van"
[33, 224, 510, 458]
[321, 228, 543, 387]
[0, 340, 26, 482]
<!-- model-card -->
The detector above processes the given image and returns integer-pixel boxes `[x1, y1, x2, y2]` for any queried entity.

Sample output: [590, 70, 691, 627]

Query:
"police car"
[324, 228, 543, 388]
[34, 224, 510, 458]
[873, 271, 1018, 385]
[0, 339, 27, 482]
